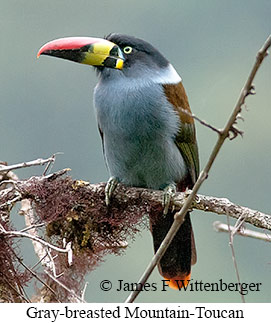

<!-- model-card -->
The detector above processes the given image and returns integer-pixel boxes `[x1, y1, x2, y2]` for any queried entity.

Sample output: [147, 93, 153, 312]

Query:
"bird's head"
[37, 34, 180, 83]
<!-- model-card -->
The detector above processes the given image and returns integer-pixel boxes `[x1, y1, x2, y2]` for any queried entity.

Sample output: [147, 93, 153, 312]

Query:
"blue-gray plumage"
[94, 72, 188, 189]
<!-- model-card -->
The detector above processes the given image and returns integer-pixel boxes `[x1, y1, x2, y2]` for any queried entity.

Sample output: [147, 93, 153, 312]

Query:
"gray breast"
[94, 78, 187, 189]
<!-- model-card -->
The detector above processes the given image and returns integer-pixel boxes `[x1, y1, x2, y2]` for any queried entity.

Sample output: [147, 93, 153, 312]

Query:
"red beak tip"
[36, 47, 44, 58]
[36, 37, 102, 60]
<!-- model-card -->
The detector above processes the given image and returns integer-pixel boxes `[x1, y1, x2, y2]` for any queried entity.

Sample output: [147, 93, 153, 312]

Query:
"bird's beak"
[37, 37, 124, 69]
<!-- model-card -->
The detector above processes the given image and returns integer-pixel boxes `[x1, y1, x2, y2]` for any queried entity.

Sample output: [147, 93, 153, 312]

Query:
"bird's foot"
[162, 183, 176, 215]
[105, 176, 119, 206]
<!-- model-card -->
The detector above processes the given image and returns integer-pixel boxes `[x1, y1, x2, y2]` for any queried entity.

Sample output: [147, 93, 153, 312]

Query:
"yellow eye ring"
[123, 46, 133, 54]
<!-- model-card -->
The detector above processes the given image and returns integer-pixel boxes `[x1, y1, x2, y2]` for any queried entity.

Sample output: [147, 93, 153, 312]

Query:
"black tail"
[150, 211, 196, 289]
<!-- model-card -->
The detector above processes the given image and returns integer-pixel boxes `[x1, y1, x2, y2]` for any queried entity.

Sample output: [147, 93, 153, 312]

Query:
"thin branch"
[0, 180, 19, 189]
[0, 192, 22, 209]
[43, 168, 71, 180]
[19, 222, 46, 233]
[125, 34, 271, 303]
[44, 270, 86, 303]
[31, 253, 51, 271]
[42, 154, 56, 176]
[81, 282, 89, 302]
[46, 250, 60, 278]
[0, 226, 72, 255]
[226, 215, 245, 303]
[2, 275, 30, 303]
[11, 250, 60, 302]
[230, 213, 247, 237]
[0, 156, 56, 174]
[42, 152, 64, 176]
[20, 198, 54, 273]
[180, 108, 223, 135]
[213, 221, 271, 242]
[186, 192, 271, 230]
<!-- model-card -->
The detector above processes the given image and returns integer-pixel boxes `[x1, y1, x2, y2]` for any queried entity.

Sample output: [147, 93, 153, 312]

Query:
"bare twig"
[186, 192, 271, 230]
[31, 253, 51, 271]
[44, 270, 86, 303]
[43, 168, 71, 180]
[125, 34, 271, 303]
[42, 152, 64, 176]
[20, 198, 54, 272]
[180, 108, 223, 135]
[0, 226, 72, 255]
[230, 214, 247, 237]
[0, 180, 19, 189]
[0, 192, 22, 209]
[226, 215, 246, 303]
[1, 275, 30, 303]
[42, 154, 56, 176]
[0, 156, 56, 174]
[11, 250, 60, 302]
[214, 221, 271, 242]
[19, 223, 45, 233]
[81, 282, 89, 302]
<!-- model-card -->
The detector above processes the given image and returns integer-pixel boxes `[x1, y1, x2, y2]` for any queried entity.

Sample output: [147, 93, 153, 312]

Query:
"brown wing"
[163, 82, 199, 186]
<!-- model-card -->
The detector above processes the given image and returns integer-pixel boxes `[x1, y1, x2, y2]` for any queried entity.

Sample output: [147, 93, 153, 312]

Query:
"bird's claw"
[162, 183, 176, 215]
[105, 176, 119, 206]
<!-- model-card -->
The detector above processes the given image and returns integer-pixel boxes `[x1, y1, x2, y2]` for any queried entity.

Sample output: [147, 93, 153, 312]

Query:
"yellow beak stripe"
[115, 59, 124, 69]
[81, 42, 123, 69]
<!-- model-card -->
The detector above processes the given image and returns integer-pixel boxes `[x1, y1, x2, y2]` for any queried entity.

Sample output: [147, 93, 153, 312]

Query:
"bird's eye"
[123, 46, 133, 54]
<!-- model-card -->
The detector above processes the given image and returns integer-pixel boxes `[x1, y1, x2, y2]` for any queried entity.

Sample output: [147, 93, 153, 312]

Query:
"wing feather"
[163, 82, 199, 186]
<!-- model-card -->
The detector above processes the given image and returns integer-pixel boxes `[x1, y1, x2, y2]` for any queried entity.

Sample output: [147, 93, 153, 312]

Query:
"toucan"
[38, 34, 199, 289]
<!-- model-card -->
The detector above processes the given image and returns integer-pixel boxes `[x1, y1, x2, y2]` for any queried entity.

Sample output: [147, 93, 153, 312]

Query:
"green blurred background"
[1, 0, 270, 302]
